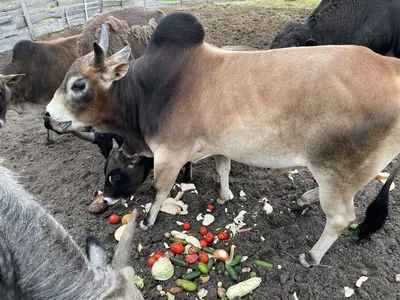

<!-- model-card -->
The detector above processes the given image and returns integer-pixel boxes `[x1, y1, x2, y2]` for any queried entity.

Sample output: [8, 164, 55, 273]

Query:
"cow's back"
[2, 35, 79, 105]
[307, 0, 400, 56]
[78, 7, 165, 59]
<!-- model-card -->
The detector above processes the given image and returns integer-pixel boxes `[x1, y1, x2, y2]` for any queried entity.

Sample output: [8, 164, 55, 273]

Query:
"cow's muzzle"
[43, 112, 71, 134]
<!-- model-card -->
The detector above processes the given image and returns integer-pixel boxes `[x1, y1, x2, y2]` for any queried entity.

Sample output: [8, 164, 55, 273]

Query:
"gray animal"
[0, 161, 143, 300]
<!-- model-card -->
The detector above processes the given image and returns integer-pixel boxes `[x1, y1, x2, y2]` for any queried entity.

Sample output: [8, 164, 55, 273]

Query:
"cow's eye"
[72, 81, 86, 92]
[112, 174, 121, 181]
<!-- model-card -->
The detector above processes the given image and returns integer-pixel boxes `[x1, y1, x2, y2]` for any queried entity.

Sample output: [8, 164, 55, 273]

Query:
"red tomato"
[198, 252, 209, 264]
[148, 256, 157, 267]
[183, 222, 191, 231]
[170, 242, 184, 255]
[207, 204, 215, 211]
[153, 252, 164, 260]
[185, 254, 199, 264]
[109, 214, 119, 224]
[200, 239, 209, 248]
[199, 226, 208, 235]
[205, 232, 214, 243]
[217, 231, 229, 241]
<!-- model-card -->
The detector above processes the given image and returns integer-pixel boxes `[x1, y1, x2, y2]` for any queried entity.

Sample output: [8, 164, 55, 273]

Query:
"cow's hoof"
[296, 198, 310, 207]
[217, 190, 234, 204]
[139, 220, 153, 231]
[298, 253, 318, 268]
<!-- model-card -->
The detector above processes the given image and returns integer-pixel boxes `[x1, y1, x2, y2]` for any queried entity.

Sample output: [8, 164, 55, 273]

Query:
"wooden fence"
[0, 0, 240, 53]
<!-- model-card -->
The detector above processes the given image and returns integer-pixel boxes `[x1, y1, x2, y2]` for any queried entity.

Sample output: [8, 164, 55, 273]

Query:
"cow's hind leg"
[140, 157, 183, 231]
[297, 187, 320, 207]
[299, 184, 356, 267]
[214, 155, 234, 204]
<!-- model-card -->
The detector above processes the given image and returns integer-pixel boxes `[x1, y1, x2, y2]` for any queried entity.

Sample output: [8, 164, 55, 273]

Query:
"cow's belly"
[190, 131, 309, 169]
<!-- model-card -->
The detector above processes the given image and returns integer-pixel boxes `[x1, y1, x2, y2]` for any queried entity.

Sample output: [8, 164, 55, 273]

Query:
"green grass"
[234, 0, 320, 8]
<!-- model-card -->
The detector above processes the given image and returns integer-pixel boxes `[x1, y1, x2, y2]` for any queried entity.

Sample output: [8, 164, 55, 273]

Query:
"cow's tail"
[357, 159, 400, 240]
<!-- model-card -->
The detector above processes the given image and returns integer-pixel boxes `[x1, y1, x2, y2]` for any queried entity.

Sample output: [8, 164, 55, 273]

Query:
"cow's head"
[103, 139, 153, 205]
[44, 24, 131, 133]
[0, 74, 24, 128]
[269, 22, 318, 49]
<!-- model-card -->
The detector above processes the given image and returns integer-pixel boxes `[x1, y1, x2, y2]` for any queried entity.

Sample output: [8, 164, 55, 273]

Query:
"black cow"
[102, 139, 192, 204]
[269, 0, 400, 58]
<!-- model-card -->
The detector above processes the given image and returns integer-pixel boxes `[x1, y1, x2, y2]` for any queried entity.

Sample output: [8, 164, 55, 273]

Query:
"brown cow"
[0, 35, 79, 135]
[78, 6, 165, 59]
[44, 12, 400, 268]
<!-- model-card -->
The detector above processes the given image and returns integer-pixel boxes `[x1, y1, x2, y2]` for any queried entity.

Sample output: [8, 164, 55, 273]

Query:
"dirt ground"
[1, 3, 400, 300]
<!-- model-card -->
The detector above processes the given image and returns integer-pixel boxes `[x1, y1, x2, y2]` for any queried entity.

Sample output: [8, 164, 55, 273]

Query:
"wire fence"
[0, 0, 243, 52]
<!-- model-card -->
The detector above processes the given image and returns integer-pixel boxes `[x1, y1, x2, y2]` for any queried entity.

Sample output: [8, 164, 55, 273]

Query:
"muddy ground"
[1, 3, 400, 300]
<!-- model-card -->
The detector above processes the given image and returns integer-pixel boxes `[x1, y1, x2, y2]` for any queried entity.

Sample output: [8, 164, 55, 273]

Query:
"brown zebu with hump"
[45, 12, 400, 268]
[0, 36, 79, 131]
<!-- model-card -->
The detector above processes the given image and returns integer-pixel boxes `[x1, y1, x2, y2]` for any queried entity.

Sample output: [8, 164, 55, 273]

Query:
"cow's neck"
[109, 61, 152, 156]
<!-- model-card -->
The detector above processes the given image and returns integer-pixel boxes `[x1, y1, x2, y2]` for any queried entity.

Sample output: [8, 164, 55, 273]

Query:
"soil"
[1, 3, 400, 300]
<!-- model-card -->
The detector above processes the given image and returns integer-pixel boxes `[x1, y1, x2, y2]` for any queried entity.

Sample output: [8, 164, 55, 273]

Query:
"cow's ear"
[305, 39, 319, 46]
[106, 46, 131, 81]
[86, 236, 108, 270]
[3, 74, 25, 84]
[106, 63, 129, 81]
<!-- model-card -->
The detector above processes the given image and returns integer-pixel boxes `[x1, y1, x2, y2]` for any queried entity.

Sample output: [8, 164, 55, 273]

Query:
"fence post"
[84, 0, 89, 21]
[19, 0, 36, 40]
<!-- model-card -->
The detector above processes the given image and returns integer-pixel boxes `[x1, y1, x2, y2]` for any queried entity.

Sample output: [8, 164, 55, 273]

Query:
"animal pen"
[0, 0, 239, 53]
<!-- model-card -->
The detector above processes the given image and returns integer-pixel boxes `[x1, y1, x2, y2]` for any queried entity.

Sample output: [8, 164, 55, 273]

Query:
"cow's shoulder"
[148, 12, 205, 50]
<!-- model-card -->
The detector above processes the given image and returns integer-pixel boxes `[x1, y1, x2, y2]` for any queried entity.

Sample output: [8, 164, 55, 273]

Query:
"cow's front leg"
[46, 129, 54, 144]
[297, 187, 320, 207]
[214, 155, 234, 204]
[182, 162, 193, 182]
[140, 158, 183, 231]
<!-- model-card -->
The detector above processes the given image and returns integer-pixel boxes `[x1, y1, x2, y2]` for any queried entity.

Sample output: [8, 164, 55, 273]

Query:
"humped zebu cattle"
[269, 0, 400, 58]
[0, 162, 144, 300]
[0, 35, 79, 141]
[43, 12, 400, 268]
[1, 6, 164, 145]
